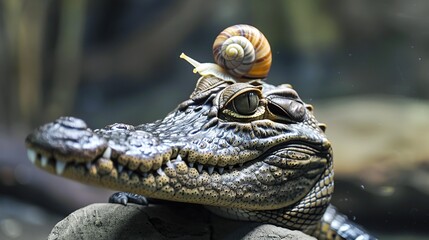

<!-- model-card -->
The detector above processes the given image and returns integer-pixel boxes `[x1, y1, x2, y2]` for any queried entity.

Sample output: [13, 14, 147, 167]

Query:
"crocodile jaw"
[26, 115, 332, 211]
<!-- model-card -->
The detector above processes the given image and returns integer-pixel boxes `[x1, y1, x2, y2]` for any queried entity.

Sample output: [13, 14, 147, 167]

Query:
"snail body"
[181, 24, 272, 82]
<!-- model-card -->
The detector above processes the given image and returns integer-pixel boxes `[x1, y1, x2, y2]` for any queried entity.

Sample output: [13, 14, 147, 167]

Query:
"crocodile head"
[26, 76, 332, 211]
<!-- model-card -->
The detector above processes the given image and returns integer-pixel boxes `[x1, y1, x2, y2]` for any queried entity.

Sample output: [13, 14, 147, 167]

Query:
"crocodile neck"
[206, 161, 333, 234]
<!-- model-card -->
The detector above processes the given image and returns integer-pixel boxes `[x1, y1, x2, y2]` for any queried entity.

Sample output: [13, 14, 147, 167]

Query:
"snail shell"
[213, 24, 272, 80]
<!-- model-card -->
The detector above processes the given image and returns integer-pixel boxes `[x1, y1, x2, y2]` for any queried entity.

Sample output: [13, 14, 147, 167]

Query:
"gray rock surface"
[48, 203, 315, 240]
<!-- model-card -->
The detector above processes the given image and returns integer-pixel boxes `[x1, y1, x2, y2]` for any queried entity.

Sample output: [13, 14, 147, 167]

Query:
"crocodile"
[26, 76, 376, 239]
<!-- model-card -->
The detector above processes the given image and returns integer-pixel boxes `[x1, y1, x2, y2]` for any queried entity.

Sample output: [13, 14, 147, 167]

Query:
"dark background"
[0, 1, 428, 239]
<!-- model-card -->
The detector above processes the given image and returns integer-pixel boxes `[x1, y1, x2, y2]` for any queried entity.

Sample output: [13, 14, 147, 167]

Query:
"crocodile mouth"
[26, 146, 244, 177]
[26, 140, 330, 179]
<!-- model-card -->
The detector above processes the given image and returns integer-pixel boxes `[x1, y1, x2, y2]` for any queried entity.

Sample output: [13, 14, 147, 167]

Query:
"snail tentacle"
[180, 53, 236, 81]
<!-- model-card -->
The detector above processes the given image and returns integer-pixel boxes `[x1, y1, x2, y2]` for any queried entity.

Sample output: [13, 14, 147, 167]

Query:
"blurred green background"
[0, 0, 428, 239]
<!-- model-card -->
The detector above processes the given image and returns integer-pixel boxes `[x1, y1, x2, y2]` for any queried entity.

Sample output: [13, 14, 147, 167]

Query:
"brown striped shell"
[213, 24, 272, 80]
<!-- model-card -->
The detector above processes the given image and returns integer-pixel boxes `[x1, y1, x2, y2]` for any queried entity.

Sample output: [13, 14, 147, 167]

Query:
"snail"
[181, 24, 272, 82]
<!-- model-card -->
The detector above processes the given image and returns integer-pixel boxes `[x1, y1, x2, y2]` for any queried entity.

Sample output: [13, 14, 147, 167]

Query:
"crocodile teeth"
[208, 166, 214, 175]
[117, 165, 124, 173]
[238, 163, 243, 167]
[103, 147, 112, 159]
[27, 150, 37, 164]
[218, 167, 224, 174]
[228, 165, 233, 170]
[41, 156, 49, 167]
[188, 162, 194, 168]
[176, 155, 183, 162]
[56, 161, 67, 175]
[197, 164, 203, 173]
[166, 160, 174, 168]
[157, 168, 165, 176]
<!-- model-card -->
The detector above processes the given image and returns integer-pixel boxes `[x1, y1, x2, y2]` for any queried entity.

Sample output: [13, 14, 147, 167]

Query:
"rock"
[239, 224, 315, 240]
[48, 203, 315, 240]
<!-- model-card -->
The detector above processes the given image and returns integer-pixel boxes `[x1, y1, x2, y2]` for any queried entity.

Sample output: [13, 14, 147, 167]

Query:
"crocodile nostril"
[57, 116, 87, 130]
[107, 123, 135, 131]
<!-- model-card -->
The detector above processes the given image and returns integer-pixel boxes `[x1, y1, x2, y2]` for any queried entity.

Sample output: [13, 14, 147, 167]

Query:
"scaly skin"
[25, 77, 376, 239]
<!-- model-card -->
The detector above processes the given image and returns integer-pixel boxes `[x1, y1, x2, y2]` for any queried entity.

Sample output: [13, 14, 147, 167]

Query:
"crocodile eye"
[229, 91, 259, 115]
[219, 83, 265, 121]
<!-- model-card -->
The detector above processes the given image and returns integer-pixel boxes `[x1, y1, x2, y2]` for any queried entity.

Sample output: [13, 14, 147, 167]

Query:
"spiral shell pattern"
[213, 24, 272, 79]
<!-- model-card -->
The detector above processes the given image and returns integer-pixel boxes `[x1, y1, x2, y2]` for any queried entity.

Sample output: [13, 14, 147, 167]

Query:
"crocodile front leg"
[108, 192, 149, 206]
